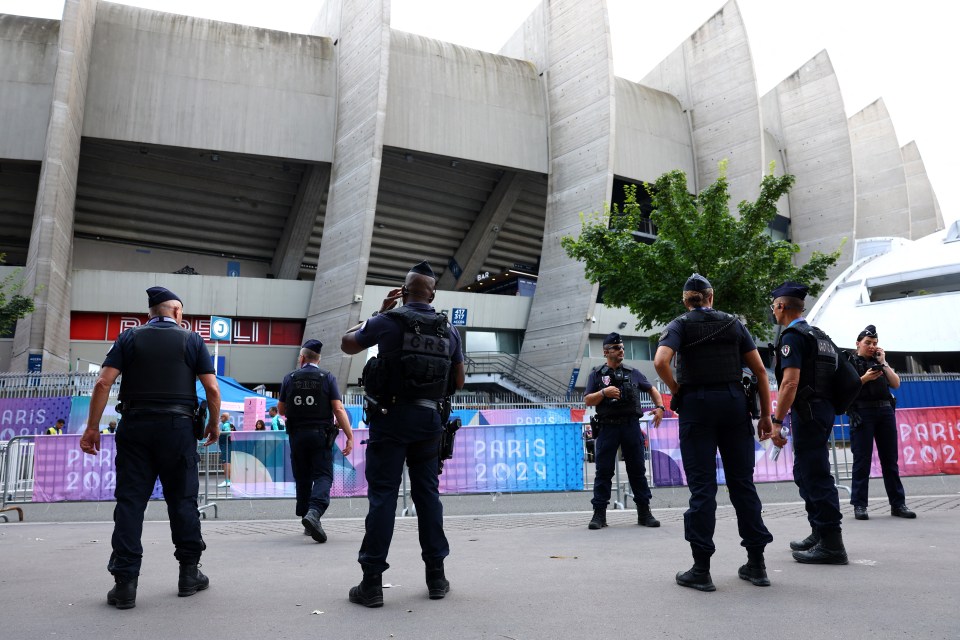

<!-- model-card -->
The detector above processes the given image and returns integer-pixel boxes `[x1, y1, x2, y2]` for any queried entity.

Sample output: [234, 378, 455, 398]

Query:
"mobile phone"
[870, 363, 884, 372]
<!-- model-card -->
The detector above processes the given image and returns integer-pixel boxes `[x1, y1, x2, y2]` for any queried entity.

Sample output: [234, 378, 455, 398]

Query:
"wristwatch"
[772, 417, 784, 425]
[654, 405, 665, 411]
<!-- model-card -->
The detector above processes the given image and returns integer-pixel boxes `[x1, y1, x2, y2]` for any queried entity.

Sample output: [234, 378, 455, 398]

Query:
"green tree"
[0, 255, 36, 335]
[560, 164, 842, 340]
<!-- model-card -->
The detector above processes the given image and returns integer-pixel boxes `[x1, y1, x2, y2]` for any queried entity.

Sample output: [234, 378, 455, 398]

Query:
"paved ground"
[1, 476, 958, 639]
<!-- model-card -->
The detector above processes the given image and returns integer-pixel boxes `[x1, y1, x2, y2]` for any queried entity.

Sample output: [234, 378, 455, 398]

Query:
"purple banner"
[0, 397, 73, 439]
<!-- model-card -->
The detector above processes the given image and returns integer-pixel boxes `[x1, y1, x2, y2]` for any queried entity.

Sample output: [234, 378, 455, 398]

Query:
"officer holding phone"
[847, 325, 915, 521]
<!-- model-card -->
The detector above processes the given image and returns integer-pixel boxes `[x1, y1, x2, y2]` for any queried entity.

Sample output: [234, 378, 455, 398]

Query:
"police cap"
[146, 286, 182, 307]
[684, 273, 712, 291]
[770, 281, 809, 300]
[408, 261, 437, 279]
[301, 339, 323, 354]
[602, 332, 623, 347]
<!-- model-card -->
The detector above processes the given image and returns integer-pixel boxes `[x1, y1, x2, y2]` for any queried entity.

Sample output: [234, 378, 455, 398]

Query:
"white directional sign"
[210, 316, 232, 341]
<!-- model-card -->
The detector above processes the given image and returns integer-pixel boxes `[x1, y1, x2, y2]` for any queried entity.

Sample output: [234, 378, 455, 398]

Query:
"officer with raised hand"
[848, 325, 915, 521]
[79, 286, 221, 610]
[278, 339, 353, 543]
[341, 261, 465, 608]
[584, 332, 664, 530]
[770, 281, 848, 565]
[654, 274, 774, 592]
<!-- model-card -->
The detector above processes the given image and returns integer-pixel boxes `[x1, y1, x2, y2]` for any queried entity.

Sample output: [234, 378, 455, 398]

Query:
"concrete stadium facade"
[0, 0, 946, 392]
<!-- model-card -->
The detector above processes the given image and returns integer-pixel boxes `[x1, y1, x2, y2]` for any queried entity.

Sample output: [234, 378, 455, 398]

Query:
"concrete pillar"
[508, 0, 616, 387]
[901, 141, 944, 239]
[11, 0, 97, 372]
[271, 164, 331, 280]
[437, 171, 524, 291]
[304, 0, 390, 385]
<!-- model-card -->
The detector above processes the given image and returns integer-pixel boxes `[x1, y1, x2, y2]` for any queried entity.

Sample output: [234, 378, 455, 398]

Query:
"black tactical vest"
[851, 355, 891, 402]
[284, 367, 333, 429]
[363, 307, 453, 401]
[675, 309, 742, 385]
[774, 323, 833, 400]
[118, 324, 197, 406]
[594, 365, 641, 420]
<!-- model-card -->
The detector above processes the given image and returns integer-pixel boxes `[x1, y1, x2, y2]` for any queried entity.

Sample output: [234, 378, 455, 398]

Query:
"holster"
[437, 417, 462, 475]
[324, 424, 339, 449]
[794, 386, 815, 423]
[193, 400, 208, 440]
[589, 414, 602, 439]
[847, 410, 863, 431]
[669, 388, 684, 413]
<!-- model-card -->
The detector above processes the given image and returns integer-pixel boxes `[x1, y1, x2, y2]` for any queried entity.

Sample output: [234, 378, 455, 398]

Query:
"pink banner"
[896, 406, 960, 476]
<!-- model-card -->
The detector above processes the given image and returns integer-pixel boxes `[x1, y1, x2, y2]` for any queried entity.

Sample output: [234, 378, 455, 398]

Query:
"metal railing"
[0, 371, 120, 398]
[464, 352, 571, 398]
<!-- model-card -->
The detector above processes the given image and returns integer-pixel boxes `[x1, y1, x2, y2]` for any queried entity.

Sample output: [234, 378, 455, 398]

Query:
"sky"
[3, 0, 957, 227]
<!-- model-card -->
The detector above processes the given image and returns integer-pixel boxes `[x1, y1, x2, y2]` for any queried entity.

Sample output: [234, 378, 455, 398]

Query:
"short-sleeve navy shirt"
[102, 316, 215, 375]
[777, 320, 808, 371]
[353, 302, 464, 363]
[658, 307, 757, 354]
[278, 363, 343, 404]
[585, 365, 653, 395]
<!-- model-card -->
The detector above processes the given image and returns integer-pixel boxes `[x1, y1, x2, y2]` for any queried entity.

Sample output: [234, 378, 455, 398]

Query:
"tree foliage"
[0, 254, 36, 335]
[560, 164, 842, 340]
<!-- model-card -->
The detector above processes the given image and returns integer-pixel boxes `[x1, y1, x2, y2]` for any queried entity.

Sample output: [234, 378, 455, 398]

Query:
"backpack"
[804, 325, 862, 414]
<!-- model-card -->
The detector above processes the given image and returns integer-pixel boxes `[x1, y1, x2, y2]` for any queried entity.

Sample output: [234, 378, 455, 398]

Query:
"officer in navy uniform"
[848, 325, 915, 520]
[770, 281, 848, 565]
[585, 332, 664, 530]
[654, 274, 775, 592]
[277, 339, 354, 543]
[80, 286, 222, 610]
[341, 261, 465, 608]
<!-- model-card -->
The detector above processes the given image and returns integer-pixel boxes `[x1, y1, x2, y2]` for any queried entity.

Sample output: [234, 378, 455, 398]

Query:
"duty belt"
[394, 399, 442, 411]
[851, 399, 891, 409]
[595, 416, 635, 425]
[118, 401, 194, 417]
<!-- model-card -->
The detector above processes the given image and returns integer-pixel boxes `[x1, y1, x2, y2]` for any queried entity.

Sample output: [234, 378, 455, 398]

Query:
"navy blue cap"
[602, 332, 623, 346]
[301, 339, 323, 354]
[770, 281, 809, 300]
[684, 273, 712, 291]
[146, 286, 182, 307]
[409, 261, 437, 279]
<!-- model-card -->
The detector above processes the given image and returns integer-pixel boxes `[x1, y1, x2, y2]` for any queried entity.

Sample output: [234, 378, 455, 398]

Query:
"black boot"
[588, 507, 607, 530]
[792, 530, 848, 565]
[676, 552, 715, 592]
[178, 563, 210, 597]
[789, 528, 820, 551]
[425, 560, 450, 600]
[107, 576, 138, 609]
[738, 548, 770, 587]
[637, 503, 661, 528]
[301, 509, 327, 543]
[349, 573, 384, 608]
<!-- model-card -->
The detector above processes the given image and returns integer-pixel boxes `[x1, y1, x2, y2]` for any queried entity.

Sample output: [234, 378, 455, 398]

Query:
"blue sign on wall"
[451, 308, 467, 326]
[28, 353, 42, 372]
[227, 261, 240, 277]
[210, 316, 232, 341]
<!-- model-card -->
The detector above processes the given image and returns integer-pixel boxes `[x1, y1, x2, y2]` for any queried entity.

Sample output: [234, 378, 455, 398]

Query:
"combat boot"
[676, 551, 715, 592]
[349, 573, 384, 608]
[107, 576, 138, 609]
[588, 507, 607, 530]
[178, 563, 210, 597]
[425, 559, 450, 600]
[637, 503, 660, 528]
[302, 508, 327, 543]
[792, 530, 848, 565]
[738, 547, 770, 587]
[789, 528, 820, 551]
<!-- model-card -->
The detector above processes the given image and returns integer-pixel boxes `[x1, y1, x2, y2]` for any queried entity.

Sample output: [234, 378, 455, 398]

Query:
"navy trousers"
[289, 429, 335, 517]
[109, 414, 204, 579]
[792, 400, 843, 533]
[591, 416, 652, 508]
[678, 384, 772, 555]
[358, 406, 449, 575]
[849, 405, 906, 508]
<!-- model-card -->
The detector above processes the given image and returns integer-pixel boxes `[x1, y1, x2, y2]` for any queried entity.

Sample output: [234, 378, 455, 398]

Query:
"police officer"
[848, 325, 915, 520]
[585, 332, 664, 530]
[770, 281, 848, 565]
[79, 286, 221, 610]
[654, 274, 775, 591]
[277, 339, 354, 543]
[341, 261, 465, 608]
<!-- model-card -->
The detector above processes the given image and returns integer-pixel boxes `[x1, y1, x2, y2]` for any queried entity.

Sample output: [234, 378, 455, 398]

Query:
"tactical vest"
[594, 365, 640, 420]
[363, 307, 453, 401]
[774, 322, 833, 401]
[284, 367, 333, 429]
[851, 355, 891, 402]
[675, 309, 742, 385]
[118, 324, 197, 406]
